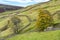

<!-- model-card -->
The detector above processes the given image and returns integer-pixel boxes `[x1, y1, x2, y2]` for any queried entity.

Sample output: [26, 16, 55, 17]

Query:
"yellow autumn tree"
[35, 9, 53, 31]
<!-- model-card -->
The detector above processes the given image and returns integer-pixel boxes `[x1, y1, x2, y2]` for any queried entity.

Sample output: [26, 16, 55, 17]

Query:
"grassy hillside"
[7, 30, 60, 40]
[19, 0, 60, 23]
[20, 0, 60, 12]
[0, 0, 60, 39]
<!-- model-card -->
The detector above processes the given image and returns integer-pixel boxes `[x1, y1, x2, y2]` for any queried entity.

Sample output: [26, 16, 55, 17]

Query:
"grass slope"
[7, 30, 60, 40]
[0, 0, 60, 38]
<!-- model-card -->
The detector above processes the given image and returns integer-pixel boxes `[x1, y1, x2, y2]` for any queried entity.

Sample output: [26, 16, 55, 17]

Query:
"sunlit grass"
[0, 18, 10, 29]
[7, 30, 60, 40]
[0, 28, 13, 38]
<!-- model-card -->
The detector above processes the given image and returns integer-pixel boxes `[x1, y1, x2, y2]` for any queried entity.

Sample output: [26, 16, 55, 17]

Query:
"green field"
[7, 30, 60, 40]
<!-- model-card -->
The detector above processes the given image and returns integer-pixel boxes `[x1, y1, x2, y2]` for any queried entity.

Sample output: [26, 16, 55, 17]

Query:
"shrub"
[10, 15, 22, 34]
[35, 9, 53, 31]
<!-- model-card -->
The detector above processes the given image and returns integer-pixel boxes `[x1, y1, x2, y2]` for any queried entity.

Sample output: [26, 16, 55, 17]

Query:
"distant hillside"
[0, 4, 23, 13]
